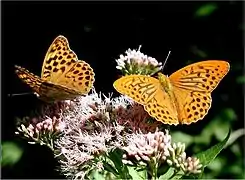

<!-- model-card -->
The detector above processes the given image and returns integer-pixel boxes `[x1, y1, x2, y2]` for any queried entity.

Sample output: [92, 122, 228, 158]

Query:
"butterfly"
[15, 35, 95, 102]
[113, 60, 230, 125]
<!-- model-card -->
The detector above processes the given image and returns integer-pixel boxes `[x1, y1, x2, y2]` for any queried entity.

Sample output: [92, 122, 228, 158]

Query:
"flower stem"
[150, 157, 158, 180]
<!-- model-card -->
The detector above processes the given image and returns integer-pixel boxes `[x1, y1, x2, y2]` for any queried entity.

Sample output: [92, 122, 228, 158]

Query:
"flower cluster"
[15, 47, 203, 179]
[53, 89, 163, 179]
[15, 102, 67, 150]
[122, 130, 171, 164]
[123, 130, 202, 174]
[166, 142, 202, 174]
[16, 90, 202, 179]
[116, 46, 163, 75]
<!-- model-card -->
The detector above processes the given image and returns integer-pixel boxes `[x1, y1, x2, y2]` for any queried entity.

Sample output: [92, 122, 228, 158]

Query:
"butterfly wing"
[15, 65, 43, 94]
[113, 75, 179, 125]
[59, 61, 95, 94]
[15, 65, 83, 102]
[38, 81, 86, 102]
[113, 75, 160, 104]
[144, 89, 179, 125]
[41, 35, 77, 81]
[169, 60, 230, 124]
[41, 35, 94, 94]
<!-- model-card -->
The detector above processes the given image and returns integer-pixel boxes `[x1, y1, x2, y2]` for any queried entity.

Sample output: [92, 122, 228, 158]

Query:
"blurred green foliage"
[194, 3, 218, 18]
[236, 75, 245, 84]
[1, 141, 23, 167]
[190, 46, 208, 58]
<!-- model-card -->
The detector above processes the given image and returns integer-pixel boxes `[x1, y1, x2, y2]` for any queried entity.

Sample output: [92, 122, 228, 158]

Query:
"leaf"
[127, 166, 147, 180]
[194, 3, 218, 17]
[1, 141, 23, 167]
[158, 167, 175, 180]
[195, 129, 231, 169]
[104, 148, 132, 179]
[168, 172, 184, 179]
[103, 161, 118, 176]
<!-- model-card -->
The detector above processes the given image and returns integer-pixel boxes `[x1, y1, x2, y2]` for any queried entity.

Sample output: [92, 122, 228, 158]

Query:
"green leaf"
[169, 172, 184, 179]
[127, 166, 147, 180]
[1, 141, 23, 167]
[194, 3, 218, 18]
[158, 167, 175, 179]
[195, 129, 231, 169]
[103, 161, 118, 176]
[105, 148, 132, 179]
[158, 167, 186, 180]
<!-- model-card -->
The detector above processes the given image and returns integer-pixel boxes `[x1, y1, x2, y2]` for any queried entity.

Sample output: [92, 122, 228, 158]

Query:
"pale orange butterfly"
[15, 35, 95, 102]
[113, 60, 230, 125]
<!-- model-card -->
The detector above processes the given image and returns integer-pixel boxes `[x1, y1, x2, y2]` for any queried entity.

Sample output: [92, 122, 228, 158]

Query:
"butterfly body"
[114, 60, 230, 125]
[158, 73, 173, 94]
[15, 35, 95, 102]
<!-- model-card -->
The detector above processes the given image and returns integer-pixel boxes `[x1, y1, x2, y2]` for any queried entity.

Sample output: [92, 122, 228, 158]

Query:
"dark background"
[2, 1, 244, 179]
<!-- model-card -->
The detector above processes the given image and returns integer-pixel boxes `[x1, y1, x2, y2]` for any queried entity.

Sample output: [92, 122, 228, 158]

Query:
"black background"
[2, 1, 243, 178]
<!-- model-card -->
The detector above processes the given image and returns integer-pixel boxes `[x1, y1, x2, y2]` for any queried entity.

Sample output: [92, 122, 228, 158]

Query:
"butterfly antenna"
[8, 92, 33, 97]
[138, 45, 142, 51]
[162, 50, 171, 70]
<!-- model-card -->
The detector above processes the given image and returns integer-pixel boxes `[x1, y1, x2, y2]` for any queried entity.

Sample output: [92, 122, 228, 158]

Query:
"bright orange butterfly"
[15, 35, 95, 102]
[113, 60, 230, 125]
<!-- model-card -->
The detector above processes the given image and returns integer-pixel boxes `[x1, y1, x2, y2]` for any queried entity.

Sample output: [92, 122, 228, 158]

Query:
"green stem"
[150, 158, 158, 180]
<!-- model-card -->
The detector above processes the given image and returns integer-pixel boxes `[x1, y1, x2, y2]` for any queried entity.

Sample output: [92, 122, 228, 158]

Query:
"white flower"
[115, 46, 163, 75]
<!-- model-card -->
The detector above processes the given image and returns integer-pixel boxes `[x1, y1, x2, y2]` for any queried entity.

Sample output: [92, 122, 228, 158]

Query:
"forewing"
[41, 35, 94, 94]
[169, 60, 230, 93]
[15, 65, 42, 94]
[41, 35, 78, 81]
[113, 75, 160, 105]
